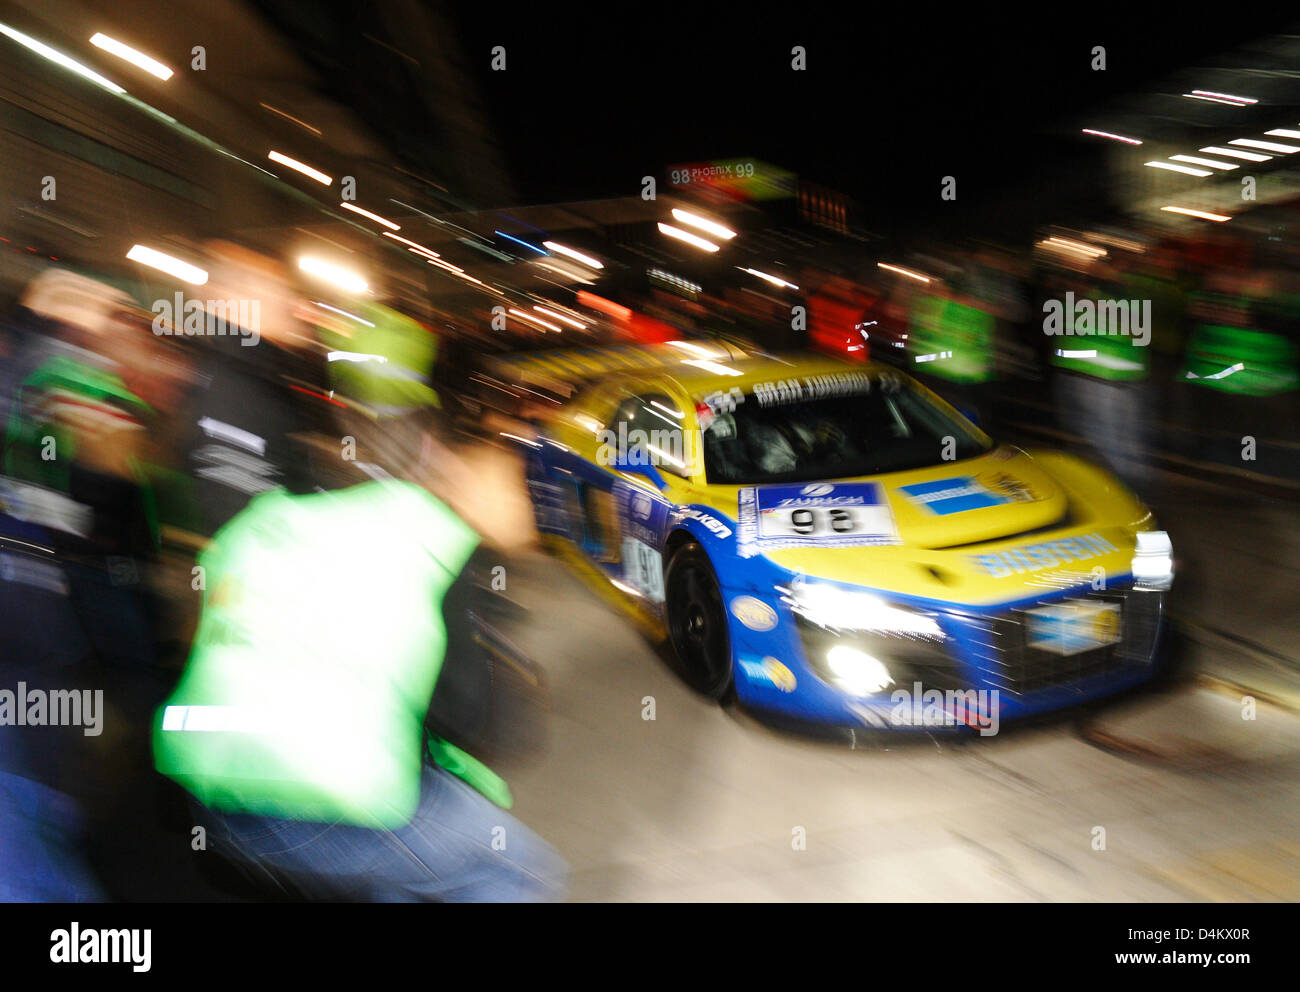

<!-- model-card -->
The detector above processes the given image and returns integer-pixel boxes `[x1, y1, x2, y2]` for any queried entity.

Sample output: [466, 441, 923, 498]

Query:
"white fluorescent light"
[383, 232, 438, 257]
[1160, 206, 1231, 222]
[1169, 154, 1237, 170]
[89, 33, 172, 80]
[298, 256, 367, 292]
[126, 244, 207, 285]
[1228, 138, 1299, 154]
[657, 223, 719, 253]
[1200, 146, 1271, 162]
[1190, 89, 1257, 104]
[1144, 161, 1212, 176]
[533, 306, 586, 329]
[1265, 129, 1300, 140]
[542, 241, 603, 269]
[327, 351, 387, 364]
[268, 150, 332, 185]
[738, 266, 799, 289]
[0, 23, 125, 94]
[339, 202, 399, 230]
[877, 262, 930, 283]
[670, 208, 737, 240]
[1081, 128, 1142, 145]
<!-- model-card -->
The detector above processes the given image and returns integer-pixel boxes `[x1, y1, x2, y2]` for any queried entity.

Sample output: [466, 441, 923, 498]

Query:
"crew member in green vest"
[1048, 264, 1153, 495]
[153, 410, 566, 901]
[908, 274, 997, 425]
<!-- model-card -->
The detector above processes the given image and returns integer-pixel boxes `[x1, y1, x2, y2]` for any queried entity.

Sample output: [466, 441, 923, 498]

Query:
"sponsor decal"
[621, 537, 665, 601]
[972, 532, 1120, 578]
[751, 372, 872, 407]
[678, 507, 733, 539]
[898, 476, 1007, 515]
[730, 595, 778, 632]
[738, 482, 900, 556]
[739, 656, 797, 693]
[1025, 600, 1122, 655]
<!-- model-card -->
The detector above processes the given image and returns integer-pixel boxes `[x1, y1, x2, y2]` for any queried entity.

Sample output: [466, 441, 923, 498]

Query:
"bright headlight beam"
[126, 244, 207, 285]
[1144, 161, 1212, 177]
[657, 223, 719, 253]
[297, 256, 367, 293]
[542, 241, 603, 269]
[89, 33, 172, 80]
[670, 208, 736, 240]
[1200, 146, 1271, 162]
[339, 202, 399, 230]
[268, 150, 332, 185]
[0, 23, 125, 93]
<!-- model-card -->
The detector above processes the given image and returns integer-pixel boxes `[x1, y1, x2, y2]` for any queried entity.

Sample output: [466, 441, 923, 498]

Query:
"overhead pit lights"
[268, 151, 332, 185]
[1200, 146, 1271, 162]
[542, 241, 603, 269]
[298, 256, 367, 292]
[1081, 129, 1142, 145]
[0, 23, 125, 93]
[1144, 161, 1212, 177]
[89, 33, 172, 80]
[670, 208, 736, 240]
[1188, 89, 1256, 105]
[1169, 155, 1237, 170]
[126, 244, 207, 285]
[877, 262, 930, 283]
[1160, 206, 1231, 222]
[339, 202, 399, 230]
[657, 223, 718, 253]
[1228, 138, 1299, 154]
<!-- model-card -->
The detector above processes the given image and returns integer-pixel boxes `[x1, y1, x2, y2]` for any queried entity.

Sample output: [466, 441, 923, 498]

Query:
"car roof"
[634, 352, 885, 396]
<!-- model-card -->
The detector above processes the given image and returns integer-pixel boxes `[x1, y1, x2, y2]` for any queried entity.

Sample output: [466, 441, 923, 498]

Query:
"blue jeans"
[0, 770, 105, 902]
[200, 765, 567, 902]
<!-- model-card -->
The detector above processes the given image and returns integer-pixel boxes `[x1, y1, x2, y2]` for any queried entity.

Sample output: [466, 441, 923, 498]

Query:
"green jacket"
[153, 480, 510, 829]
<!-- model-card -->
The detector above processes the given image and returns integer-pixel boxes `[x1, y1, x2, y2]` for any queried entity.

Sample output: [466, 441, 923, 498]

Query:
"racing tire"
[664, 541, 735, 701]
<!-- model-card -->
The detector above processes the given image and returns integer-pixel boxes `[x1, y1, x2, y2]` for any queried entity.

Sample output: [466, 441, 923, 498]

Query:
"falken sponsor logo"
[973, 532, 1119, 577]
[678, 507, 732, 538]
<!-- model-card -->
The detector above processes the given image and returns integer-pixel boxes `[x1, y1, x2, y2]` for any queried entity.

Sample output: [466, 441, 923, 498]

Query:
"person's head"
[201, 240, 308, 350]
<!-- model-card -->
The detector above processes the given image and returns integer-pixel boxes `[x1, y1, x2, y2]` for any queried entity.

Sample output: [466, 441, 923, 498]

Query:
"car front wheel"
[664, 541, 734, 700]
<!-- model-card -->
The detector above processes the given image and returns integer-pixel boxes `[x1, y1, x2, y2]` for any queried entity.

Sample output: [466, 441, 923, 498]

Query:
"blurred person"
[172, 241, 335, 539]
[907, 263, 997, 425]
[1049, 261, 1152, 496]
[153, 408, 566, 902]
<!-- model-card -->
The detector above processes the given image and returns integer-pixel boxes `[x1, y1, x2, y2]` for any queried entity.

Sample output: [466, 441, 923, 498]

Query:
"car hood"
[697, 446, 1155, 607]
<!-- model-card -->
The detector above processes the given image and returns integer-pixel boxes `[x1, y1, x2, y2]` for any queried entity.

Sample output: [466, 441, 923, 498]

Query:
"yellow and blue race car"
[518, 351, 1173, 731]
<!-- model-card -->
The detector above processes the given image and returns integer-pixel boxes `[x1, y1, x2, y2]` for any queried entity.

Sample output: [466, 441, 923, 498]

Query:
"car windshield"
[700, 369, 991, 485]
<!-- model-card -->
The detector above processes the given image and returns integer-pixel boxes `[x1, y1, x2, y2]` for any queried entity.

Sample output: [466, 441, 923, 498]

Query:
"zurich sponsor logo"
[800, 483, 834, 497]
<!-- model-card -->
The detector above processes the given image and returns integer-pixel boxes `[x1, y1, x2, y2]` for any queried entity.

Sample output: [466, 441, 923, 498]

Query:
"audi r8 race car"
[518, 352, 1174, 732]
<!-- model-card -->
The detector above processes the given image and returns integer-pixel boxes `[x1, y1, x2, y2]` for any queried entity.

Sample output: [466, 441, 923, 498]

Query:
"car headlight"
[1131, 530, 1173, 591]
[826, 646, 895, 695]
[782, 580, 945, 641]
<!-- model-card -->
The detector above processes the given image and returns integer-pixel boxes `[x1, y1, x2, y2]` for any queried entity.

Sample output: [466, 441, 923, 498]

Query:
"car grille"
[974, 587, 1163, 697]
